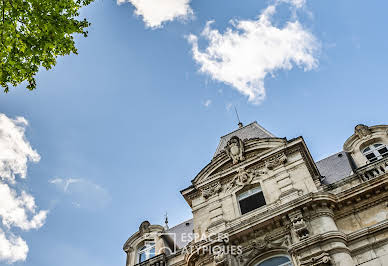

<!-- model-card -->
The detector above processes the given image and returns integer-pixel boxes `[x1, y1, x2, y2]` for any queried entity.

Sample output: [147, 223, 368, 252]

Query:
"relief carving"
[289, 210, 309, 240]
[201, 182, 222, 199]
[237, 235, 291, 264]
[266, 153, 287, 170]
[300, 252, 331, 266]
[226, 168, 266, 191]
[355, 124, 372, 139]
[139, 221, 151, 235]
[225, 136, 245, 164]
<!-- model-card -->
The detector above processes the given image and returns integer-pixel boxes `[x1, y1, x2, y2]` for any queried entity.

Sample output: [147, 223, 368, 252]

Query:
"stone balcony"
[357, 157, 388, 181]
[135, 254, 166, 266]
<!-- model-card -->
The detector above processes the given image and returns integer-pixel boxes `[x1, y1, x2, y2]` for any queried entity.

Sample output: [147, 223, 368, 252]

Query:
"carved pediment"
[192, 138, 286, 186]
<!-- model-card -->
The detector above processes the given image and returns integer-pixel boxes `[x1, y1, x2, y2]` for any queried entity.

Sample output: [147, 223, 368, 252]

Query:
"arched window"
[138, 241, 155, 263]
[362, 143, 388, 163]
[255, 255, 292, 266]
[237, 186, 266, 215]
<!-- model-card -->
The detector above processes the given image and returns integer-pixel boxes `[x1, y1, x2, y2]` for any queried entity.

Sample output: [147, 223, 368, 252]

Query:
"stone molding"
[300, 252, 331, 266]
[289, 231, 349, 253]
[224, 193, 337, 236]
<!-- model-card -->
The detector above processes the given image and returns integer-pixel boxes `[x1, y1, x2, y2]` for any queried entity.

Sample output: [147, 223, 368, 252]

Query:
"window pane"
[238, 187, 262, 200]
[363, 147, 370, 152]
[366, 153, 376, 160]
[378, 147, 388, 156]
[149, 247, 155, 259]
[374, 144, 383, 148]
[139, 252, 146, 263]
[257, 256, 291, 266]
[239, 191, 266, 214]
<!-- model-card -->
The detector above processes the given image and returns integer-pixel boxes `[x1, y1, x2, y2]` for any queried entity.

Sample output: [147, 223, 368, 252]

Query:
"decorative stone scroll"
[300, 252, 331, 266]
[355, 124, 372, 139]
[225, 136, 245, 164]
[266, 153, 287, 170]
[201, 182, 222, 199]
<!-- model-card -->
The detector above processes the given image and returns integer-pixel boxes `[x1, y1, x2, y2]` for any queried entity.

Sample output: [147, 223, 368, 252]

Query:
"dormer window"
[362, 144, 388, 163]
[138, 241, 155, 263]
[238, 186, 266, 215]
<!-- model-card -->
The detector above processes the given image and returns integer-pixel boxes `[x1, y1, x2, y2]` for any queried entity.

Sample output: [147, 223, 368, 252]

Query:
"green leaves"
[0, 0, 94, 92]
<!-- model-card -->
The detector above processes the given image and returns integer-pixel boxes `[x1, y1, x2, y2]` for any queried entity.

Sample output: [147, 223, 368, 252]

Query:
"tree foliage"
[0, 0, 93, 92]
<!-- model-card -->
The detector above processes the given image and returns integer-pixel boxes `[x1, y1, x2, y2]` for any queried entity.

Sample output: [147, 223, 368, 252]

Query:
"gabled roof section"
[316, 151, 354, 184]
[214, 121, 275, 156]
[166, 219, 193, 249]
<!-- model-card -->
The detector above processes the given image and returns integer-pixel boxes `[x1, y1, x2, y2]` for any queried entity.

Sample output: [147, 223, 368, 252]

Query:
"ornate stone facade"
[123, 122, 388, 266]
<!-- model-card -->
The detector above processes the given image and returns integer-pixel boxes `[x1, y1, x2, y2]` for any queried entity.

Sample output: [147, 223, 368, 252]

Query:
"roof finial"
[234, 106, 243, 128]
[164, 212, 169, 230]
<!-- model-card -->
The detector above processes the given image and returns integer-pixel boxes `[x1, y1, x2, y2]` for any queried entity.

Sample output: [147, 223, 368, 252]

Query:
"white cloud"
[0, 113, 47, 263]
[188, 1, 319, 104]
[0, 114, 40, 182]
[0, 229, 28, 263]
[49, 178, 110, 210]
[203, 99, 212, 107]
[0, 184, 47, 230]
[118, 0, 193, 29]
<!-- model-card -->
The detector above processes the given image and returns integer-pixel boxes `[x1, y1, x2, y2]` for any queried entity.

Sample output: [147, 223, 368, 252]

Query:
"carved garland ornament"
[226, 168, 266, 191]
[225, 136, 245, 164]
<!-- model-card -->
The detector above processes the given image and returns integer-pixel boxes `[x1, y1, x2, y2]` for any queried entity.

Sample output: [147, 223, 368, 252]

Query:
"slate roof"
[315, 151, 354, 184]
[214, 121, 275, 156]
[166, 219, 193, 249]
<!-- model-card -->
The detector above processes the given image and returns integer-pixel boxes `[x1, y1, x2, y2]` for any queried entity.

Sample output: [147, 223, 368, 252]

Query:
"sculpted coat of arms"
[225, 136, 245, 164]
[355, 124, 372, 139]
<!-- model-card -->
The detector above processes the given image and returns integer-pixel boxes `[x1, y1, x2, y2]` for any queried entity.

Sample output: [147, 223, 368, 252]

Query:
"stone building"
[123, 122, 388, 266]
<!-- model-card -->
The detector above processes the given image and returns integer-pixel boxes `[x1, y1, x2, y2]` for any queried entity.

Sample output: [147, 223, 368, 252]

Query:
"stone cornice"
[288, 231, 348, 253]
[346, 220, 388, 256]
[224, 192, 337, 236]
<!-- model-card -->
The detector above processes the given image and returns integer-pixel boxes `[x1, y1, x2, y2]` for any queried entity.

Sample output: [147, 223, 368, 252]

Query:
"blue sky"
[0, 0, 388, 265]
